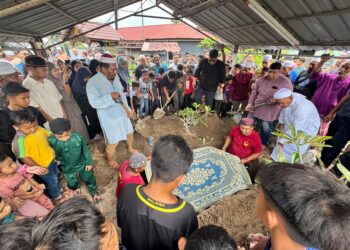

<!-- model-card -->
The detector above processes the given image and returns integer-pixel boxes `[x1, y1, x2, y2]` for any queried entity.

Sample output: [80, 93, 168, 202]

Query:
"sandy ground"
[75, 114, 268, 247]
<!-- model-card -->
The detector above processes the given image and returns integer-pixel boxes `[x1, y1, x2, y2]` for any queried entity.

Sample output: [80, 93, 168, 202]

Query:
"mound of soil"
[136, 114, 234, 149]
[80, 114, 268, 247]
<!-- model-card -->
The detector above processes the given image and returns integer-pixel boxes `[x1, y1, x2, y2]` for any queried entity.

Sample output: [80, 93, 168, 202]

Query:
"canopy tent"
[1, 0, 350, 50]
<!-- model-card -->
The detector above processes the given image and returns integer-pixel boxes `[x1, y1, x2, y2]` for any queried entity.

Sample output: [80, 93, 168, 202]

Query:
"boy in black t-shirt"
[117, 135, 198, 250]
[2, 82, 46, 127]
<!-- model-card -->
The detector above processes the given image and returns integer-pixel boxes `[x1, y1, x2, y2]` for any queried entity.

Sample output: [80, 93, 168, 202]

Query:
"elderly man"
[246, 62, 293, 146]
[71, 48, 81, 61]
[55, 47, 70, 62]
[135, 55, 149, 81]
[311, 54, 350, 136]
[271, 88, 320, 162]
[0, 61, 22, 108]
[281, 61, 296, 80]
[194, 49, 226, 106]
[87, 54, 136, 168]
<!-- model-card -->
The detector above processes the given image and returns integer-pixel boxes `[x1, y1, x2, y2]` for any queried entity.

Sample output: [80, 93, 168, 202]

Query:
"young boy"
[117, 135, 198, 250]
[47, 118, 100, 204]
[221, 74, 234, 117]
[10, 108, 62, 202]
[2, 81, 46, 127]
[139, 69, 154, 118]
[129, 81, 140, 117]
[213, 83, 224, 116]
[149, 72, 160, 113]
[116, 152, 147, 198]
[183, 69, 194, 109]
[254, 162, 350, 250]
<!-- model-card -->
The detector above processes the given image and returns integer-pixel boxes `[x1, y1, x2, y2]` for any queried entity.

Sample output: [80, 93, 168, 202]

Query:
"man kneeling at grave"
[222, 117, 263, 178]
[117, 135, 198, 250]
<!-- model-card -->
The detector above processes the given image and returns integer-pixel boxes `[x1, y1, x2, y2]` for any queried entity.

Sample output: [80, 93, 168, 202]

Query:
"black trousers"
[321, 115, 350, 166]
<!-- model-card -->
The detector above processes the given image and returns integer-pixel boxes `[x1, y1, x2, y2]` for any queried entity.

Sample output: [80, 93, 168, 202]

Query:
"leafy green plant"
[271, 125, 331, 164]
[327, 141, 350, 183]
[174, 102, 212, 135]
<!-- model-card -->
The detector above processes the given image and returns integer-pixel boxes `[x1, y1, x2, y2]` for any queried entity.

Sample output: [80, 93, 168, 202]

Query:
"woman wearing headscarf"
[67, 60, 81, 87]
[89, 59, 100, 77]
[72, 67, 102, 139]
[47, 62, 90, 142]
[117, 56, 130, 94]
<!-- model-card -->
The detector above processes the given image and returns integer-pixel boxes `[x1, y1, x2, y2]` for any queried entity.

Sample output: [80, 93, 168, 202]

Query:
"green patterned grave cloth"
[145, 146, 252, 211]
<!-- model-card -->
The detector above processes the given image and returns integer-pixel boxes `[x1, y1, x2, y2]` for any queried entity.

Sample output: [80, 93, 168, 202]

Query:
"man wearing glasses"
[246, 62, 293, 147]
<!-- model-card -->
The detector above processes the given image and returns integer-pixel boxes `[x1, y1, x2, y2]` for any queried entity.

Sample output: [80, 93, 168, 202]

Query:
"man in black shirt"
[117, 135, 198, 250]
[161, 70, 179, 111]
[194, 49, 226, 106]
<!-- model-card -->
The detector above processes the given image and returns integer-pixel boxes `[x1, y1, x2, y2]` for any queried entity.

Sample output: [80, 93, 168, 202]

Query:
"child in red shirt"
[222, 117, 262, 165]
[116, 153, 147, 198]
[183, 69, 195, 108]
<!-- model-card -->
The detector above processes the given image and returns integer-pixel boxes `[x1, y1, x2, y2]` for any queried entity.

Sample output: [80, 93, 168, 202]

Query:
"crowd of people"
[0, 47, 350, 249]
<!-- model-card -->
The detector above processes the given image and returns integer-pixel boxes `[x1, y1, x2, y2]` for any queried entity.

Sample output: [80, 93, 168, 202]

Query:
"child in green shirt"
[48, 118, 101, 204]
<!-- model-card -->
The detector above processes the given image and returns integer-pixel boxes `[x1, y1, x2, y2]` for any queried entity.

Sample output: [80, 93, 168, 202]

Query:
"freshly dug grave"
[80, 114, 268, 246]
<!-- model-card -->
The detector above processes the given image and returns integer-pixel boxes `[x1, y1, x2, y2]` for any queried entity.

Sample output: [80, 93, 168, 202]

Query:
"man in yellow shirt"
[11, 108, 62, 202]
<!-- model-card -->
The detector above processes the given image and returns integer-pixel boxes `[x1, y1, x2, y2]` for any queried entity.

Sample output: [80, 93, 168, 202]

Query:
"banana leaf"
[288, 124, 296, 137]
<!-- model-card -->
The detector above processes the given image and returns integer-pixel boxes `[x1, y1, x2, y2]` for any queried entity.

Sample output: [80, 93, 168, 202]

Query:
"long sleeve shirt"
[248, 74, 293, 121]
[311, 71, 350, 116]
[48, 132, 93, 173]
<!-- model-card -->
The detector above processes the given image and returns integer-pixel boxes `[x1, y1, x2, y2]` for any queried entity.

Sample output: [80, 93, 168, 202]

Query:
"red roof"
[142, 42, 181, 52]
[117, 23, 207, 41]
[76, 22, 122, 41]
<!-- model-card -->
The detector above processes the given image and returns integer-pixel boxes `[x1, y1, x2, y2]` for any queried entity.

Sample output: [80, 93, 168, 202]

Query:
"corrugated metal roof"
[0, 0, 138, 44]
[1, 0, 350, 49]
[161, 0, 350, 49]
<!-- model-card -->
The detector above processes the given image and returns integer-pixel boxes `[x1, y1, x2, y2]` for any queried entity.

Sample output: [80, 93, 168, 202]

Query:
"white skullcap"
[263, 55, 272, 61]
[282, 61, 294, 68]
[311, 58, 321, 63]
[3, 50, 15, 56]
[100, 53, 117, 64]
[0, 61, 19, 75]
[273, 88, 293, 99]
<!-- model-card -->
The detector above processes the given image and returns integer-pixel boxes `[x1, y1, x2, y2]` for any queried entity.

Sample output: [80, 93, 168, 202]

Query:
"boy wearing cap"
[116, 152, 147, 198]
[48, 118, 100, 203]
[0, 61, 22, 108]
[23, 55, 67, 126]
[222, 117, 262, 167]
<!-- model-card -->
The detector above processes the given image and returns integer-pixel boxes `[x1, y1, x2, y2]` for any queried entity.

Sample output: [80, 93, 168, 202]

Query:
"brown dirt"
[198, 187, 268, 247]
[76, 114, 268, 247]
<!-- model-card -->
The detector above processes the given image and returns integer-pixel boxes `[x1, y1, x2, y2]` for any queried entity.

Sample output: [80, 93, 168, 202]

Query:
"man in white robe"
[86, 54, 136, 168]
[271, 88, 320, 162]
